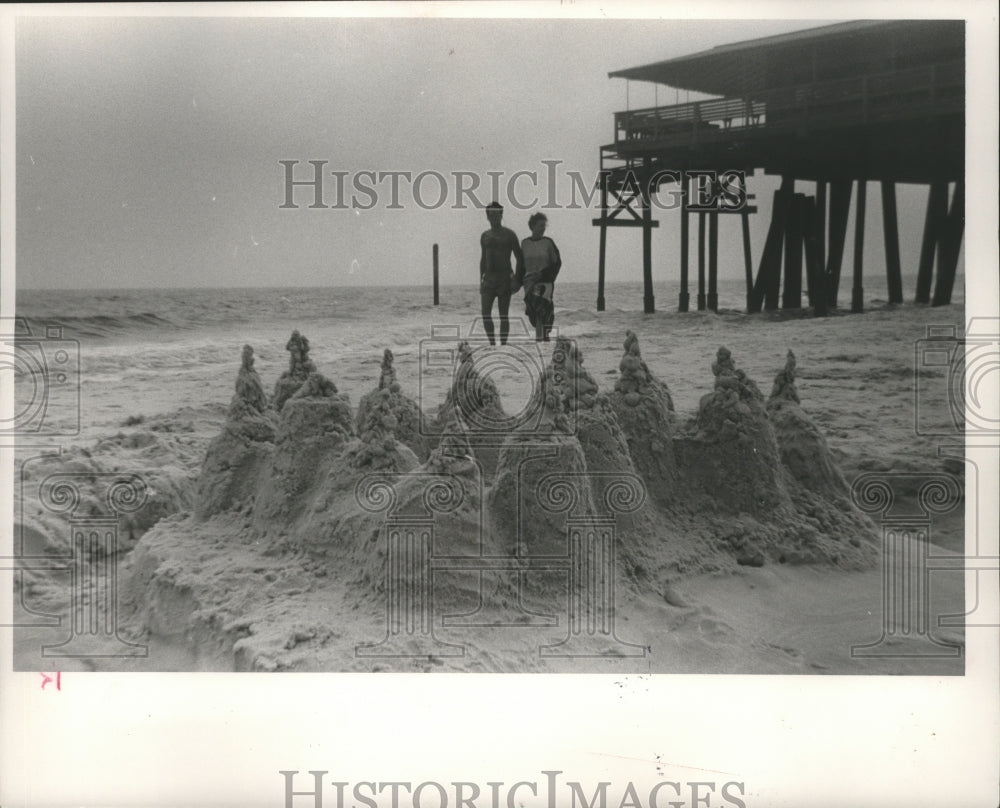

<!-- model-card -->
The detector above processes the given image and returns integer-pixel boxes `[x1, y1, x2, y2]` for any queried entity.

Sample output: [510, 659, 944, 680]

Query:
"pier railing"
[611, 61, 963, 148]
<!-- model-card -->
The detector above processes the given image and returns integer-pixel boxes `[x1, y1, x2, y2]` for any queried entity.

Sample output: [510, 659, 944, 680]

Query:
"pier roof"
[608, 20, 964, 97]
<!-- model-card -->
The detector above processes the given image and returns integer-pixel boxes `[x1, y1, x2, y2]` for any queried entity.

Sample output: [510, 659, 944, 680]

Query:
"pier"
[595, 20, 965, 314]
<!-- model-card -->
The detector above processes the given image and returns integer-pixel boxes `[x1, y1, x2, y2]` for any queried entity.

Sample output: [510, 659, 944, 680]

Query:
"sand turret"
[356, 349, 432, 461]
[254, 337, 355, 521]
[196, 344, 276, 518]
[273, 330, 318, 411]
[674, 346, 791, 518]
[608, 331, 679, 506]
[766, 350, 848, 495]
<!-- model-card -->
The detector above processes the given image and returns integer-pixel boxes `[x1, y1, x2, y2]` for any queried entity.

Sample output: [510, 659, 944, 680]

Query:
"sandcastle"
[120, 326, 881, 670]
[195, 330, 875, 567]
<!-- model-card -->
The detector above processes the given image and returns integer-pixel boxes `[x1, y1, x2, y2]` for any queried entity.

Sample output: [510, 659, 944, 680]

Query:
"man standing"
[479, 202, 524, 346]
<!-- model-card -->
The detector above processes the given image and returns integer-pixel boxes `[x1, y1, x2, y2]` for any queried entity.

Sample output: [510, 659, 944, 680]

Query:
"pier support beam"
[642, 186, 654, 314]
[825, 180, 852, 308]
[783, 192, 804, 309]
[679, 191, 690, 312]
[802, 196, 827, 317]
[815, 180, 827, 277]
[881, 181, 904, 304]
[708, 211, 719, 311]
[596, 174, 608, 311]
[697, 211, 707, 311]
[916, 181, 948, 304]
[933, 178, 964, 306]
[750, 177, 791, 312]
[851, 179, 867, 313]
[741, 208, 753, 312]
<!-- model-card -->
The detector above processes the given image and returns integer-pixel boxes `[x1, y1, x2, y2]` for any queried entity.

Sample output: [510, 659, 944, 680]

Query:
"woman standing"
[516, 213, 562, 342]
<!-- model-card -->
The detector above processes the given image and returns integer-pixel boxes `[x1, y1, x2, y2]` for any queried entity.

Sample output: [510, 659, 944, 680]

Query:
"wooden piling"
[679, 189, 690, 312]
[741, 208, 753, 312]
[916, 181, 947, 304]
[783, 192, 804, 309]
[825, 180, 852, 307]
[432, 243, 440, 305]
[750, 181, 790, 312]
[933, 177, 964, 306]
[597, 173, 608, 311]
[697, 210, 707, 311]
[851, 179, 867, 313]
[642, 186, 655, 314]
[881, 181, 903, 304]
[802, 196, 827, 316]
[815, 180, 827, 271]
[708, 211, 719, 311]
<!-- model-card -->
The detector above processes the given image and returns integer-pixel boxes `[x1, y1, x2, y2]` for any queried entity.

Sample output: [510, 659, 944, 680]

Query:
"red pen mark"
[39, 671, 61, 691]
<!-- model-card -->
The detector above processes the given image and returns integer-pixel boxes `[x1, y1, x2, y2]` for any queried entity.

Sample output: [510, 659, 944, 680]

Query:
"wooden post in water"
[783, 192, 804, 309]
[432, 243, 440, 305]
[933, 177, 964, 306]
[707, 211, 719, 312]
[767, 177, 794, 309]
[697, 211, 707, 311]
[679, 187, 690, 312]
[597, 173, 608, 311]
[642, 186, 655, 314]
[881, 181, 903, 304]
[825, 180, 852, 308]
[802, 196, 827, 316]
[851, 179, 867, 313]
[815, 180, 827, 271]
[916, 181, 947, 304]
[750, 181, 790, 312]
[741, 208, 753, 312]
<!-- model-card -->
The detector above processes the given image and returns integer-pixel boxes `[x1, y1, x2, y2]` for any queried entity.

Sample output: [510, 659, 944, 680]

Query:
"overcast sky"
[13, 13, 949, 289]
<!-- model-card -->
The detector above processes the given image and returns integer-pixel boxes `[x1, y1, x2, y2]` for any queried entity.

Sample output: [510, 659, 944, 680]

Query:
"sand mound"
[196, 345, 276, 518]
[767, 350, 849, 495]
[431, 341, 504, 429]
[488, 431, 593, 557]
[763, 350, 877, 564]
[16, 422, 200, 559]
[343, 388, 421, 474]
[608, 331, 680, 507]
[254, 362, 356, 522]
[671, 347, 877, 568]
[356, 349, 433, 461]
[674, 346, 792, 519]
[429, 340, 509, 480]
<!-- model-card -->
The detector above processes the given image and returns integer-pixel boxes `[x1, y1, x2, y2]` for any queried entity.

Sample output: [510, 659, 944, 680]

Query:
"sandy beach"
[13, 280, 968, 674]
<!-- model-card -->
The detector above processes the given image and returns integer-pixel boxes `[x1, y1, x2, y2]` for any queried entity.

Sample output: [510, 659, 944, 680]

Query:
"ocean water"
[14, 271, 953, 337]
